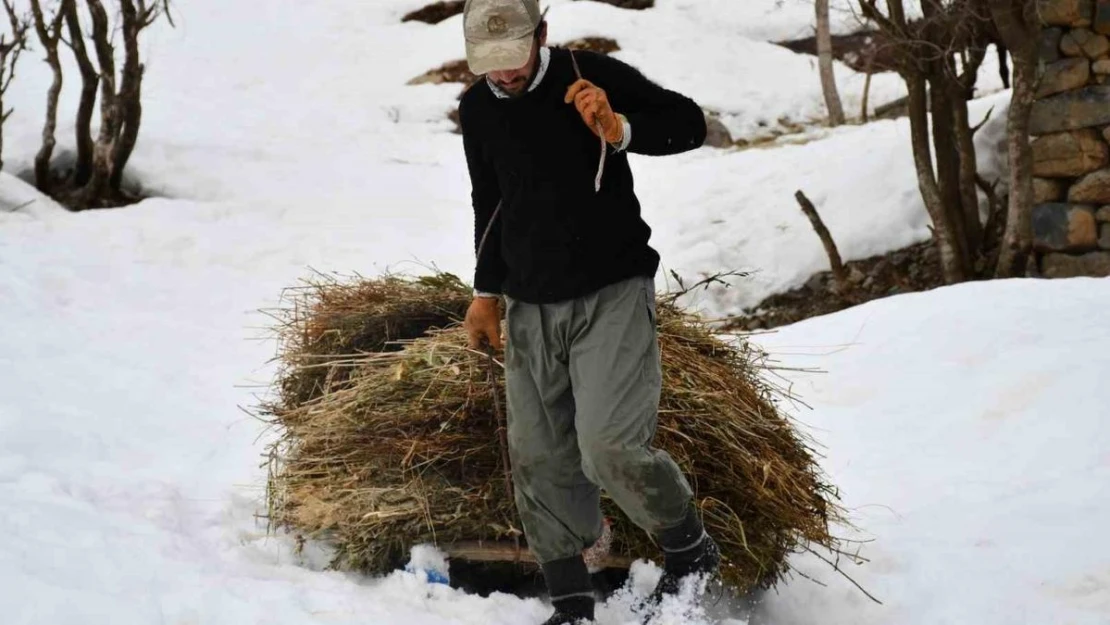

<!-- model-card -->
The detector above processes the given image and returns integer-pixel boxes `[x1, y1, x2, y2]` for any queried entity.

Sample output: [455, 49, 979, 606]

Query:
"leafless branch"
[971, 105, 995, 134]
[29, 0, 67, 191]
[0, 0, 29, 93]
[795, 190, 847, 288]
[804, 545, 884, 605]
[860, 0, 902, 35]
[62, 0, 173, 207]
[0, 0, 29, 172]
[65, 0, 98, 186]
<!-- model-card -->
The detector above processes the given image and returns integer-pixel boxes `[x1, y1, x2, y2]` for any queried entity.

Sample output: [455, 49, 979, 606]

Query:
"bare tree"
[0, 0, 29, 173]
[860, 0, 997, 283]
[111, 0, 156, 192]
[67, 0, 171, 209]
[988, 0, 1039, 278]
[63, 0, 98, 187]
[80, 0, 119, 206]
[817, 0, 846, 126]
[860, 49, 874, 122]
[29, 0, 66, 193]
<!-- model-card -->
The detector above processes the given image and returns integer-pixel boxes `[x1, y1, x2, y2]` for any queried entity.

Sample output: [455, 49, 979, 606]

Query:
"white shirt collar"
[487, 46, 551, 99]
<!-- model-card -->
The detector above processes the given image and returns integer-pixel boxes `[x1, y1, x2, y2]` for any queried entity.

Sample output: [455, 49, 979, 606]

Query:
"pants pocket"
[639, 278, 662, 385]
[642, 277, 657, 326]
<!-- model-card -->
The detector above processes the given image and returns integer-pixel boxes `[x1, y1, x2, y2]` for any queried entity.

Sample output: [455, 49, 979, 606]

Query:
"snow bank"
[750, 277, 1110, 625]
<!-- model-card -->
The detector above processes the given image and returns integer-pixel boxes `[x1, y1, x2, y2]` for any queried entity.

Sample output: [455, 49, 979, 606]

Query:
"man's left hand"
[565, 79, 624, 145]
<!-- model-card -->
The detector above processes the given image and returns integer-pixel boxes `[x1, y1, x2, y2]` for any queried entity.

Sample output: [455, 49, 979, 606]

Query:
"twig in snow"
[795, 190, 847, 288]
[804, 544, 884, 605]
[3, 198, 35, 213]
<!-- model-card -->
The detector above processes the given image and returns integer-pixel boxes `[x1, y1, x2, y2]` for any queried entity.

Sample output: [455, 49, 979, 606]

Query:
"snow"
[749, 278, 1110, 625]
[525, 0, 911, 141]
[407, 545, 452, 585]
[2, 0, 1102, 624]
[645, 90, 1012, 315]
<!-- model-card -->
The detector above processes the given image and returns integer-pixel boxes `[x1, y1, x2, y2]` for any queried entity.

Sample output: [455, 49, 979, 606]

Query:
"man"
[457, 1, 719, 623]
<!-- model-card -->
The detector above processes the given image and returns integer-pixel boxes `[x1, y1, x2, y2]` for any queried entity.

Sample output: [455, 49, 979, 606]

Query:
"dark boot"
[647, 506, 721, 605]
[540, 555, 596, 625]
[541, 596, 595, 625]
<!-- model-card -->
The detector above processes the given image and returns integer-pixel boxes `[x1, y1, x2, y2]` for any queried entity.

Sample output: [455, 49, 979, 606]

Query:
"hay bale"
[267, 272, 472, 407]
[262, 273, 842, 593]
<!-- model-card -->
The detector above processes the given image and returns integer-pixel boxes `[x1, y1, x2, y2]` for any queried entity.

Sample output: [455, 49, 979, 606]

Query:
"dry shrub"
[262, 273, 843, 593]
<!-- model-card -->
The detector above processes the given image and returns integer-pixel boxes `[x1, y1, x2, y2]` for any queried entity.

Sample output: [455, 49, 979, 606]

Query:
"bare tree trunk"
[997, 44, 1011, 89]
[64, 0, 98, 187]
[908, 73, 967, 283]
[816, 0, 846, 126]
[111, 0, 145, 193]
[929, 72, 973, 276]
[990, 0, 1039, 278]
[112, 93, 142, 193]
[29, 0, 65, 193]
[860, 0, 1000, 282]
[76, 0, 119, 207]
[953, 96, 985, 256]
[954, 43, 989, 260]
[920, 1, 972, 276]
[861, 54, 874, 123]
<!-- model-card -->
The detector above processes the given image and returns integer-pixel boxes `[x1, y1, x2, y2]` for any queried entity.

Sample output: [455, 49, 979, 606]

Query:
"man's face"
[487, 26, 546, 96]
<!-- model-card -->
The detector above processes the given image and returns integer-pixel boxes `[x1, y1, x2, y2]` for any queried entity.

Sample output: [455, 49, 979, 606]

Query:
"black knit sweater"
[459, 47, 706, 304]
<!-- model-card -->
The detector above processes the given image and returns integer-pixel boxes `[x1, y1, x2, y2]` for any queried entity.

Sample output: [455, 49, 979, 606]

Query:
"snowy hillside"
[751, 278, 1110, 624]
[2, 0, 1106, 624]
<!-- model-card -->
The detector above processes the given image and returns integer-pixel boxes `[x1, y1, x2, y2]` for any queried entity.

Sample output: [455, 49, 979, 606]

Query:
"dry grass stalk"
[261, 273, 843, 594]
[262, 271, 473, 408]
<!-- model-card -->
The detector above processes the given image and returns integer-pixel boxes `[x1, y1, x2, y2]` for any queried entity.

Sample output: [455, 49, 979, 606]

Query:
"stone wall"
[1031, 0, 1110, 277]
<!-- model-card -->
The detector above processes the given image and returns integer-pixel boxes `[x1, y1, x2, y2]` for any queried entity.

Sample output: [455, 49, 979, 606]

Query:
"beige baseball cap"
[463, 0, 543, 75]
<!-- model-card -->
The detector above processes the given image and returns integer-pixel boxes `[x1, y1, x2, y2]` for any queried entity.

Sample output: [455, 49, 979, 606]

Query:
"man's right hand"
[465, 296, 503, 351]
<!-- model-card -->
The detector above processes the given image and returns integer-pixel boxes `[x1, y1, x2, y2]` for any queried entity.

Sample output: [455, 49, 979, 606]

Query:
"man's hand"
[565, 79, 624, 145]
[465, 296, 503, 351]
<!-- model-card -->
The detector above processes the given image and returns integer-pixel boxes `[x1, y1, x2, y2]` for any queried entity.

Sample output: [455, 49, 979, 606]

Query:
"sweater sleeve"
[578, 51, 707, 156]
[459, 91, 508, 295]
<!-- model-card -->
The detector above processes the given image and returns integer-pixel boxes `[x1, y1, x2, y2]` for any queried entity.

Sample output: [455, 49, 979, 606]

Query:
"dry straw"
[260, 271, 846, 594]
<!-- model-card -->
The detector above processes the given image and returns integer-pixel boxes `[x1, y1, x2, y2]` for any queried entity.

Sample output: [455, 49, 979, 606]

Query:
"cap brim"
[466, 35, 533, 75]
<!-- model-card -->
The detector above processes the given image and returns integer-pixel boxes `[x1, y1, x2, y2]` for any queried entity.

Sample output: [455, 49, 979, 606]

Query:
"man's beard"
[496, 56, 539, 98]
[497, 76, 529, 95]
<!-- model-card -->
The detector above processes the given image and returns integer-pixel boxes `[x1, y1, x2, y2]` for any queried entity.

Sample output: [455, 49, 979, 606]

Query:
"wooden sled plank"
[441, 541, 635, 569]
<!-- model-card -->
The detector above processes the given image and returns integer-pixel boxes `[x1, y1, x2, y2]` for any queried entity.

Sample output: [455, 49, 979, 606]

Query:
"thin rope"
[568, 48, 607, 193]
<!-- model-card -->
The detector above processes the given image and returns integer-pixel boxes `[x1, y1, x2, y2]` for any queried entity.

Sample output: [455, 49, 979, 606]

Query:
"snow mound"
[749, 277, 1110, 625]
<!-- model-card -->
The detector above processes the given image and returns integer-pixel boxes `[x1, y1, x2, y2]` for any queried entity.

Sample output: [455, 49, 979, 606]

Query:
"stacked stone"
[1031, 0, 1110, 277]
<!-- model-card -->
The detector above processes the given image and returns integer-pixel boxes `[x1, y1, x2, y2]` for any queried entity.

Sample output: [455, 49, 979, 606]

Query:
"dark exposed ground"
[726, 241, 945, 332]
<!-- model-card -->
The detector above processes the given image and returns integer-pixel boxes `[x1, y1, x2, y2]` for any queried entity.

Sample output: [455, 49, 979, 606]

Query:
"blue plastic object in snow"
[405, 563, 450, 585]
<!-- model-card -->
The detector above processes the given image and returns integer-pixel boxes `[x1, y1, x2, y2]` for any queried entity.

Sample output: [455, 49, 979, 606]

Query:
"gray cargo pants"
[503, 274, 695, 565]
